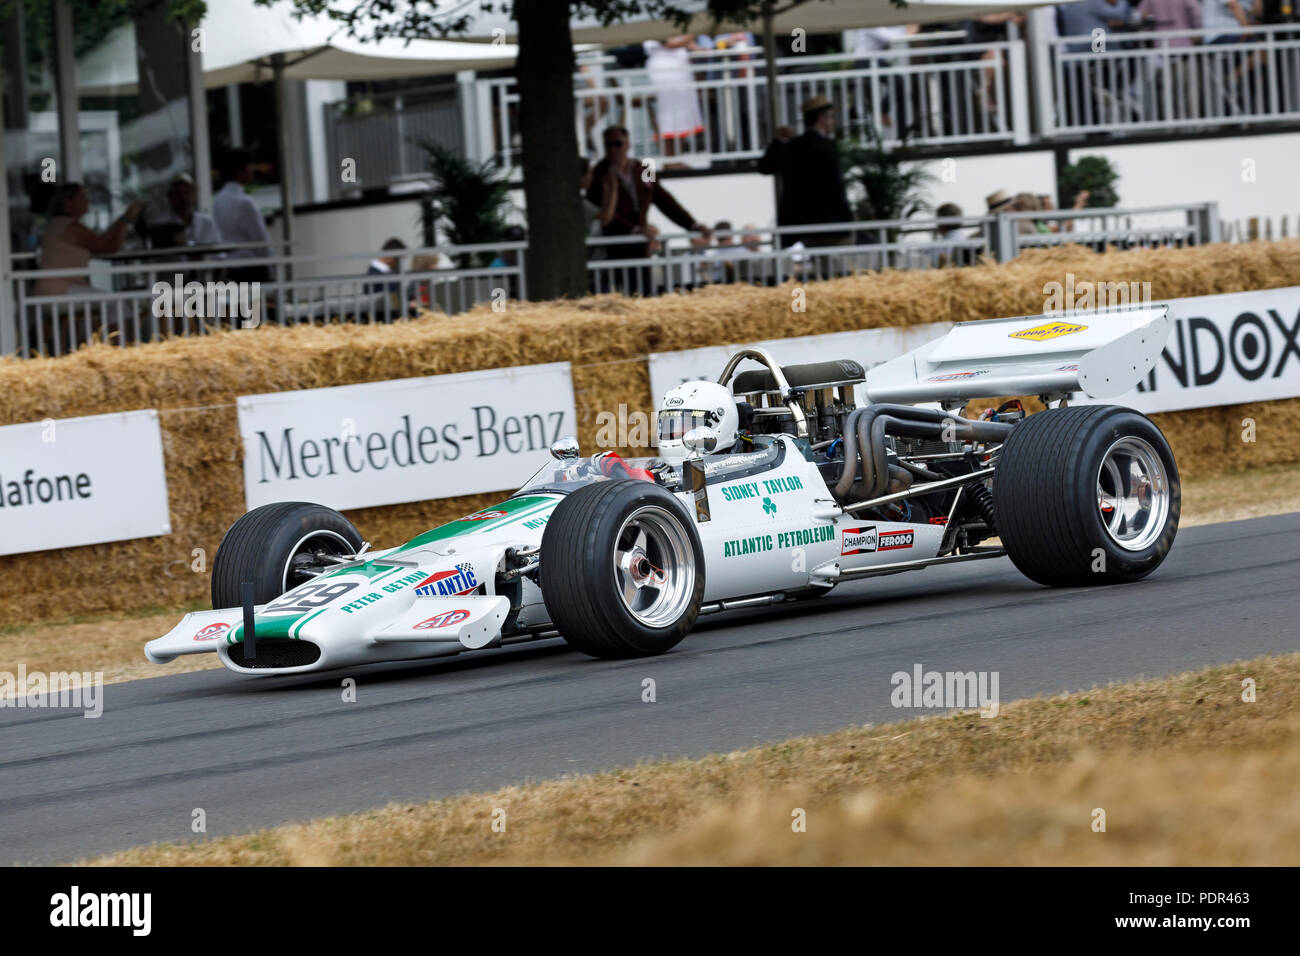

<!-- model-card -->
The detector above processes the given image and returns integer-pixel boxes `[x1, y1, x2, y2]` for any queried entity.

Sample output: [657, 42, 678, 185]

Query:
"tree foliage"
[1059, 155, 1120, 208]
[839, 121, 934, 224]
[415, 139, 512, 266]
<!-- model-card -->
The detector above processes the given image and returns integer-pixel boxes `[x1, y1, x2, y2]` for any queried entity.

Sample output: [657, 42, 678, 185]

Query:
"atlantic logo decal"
[413, 563, 479, 597]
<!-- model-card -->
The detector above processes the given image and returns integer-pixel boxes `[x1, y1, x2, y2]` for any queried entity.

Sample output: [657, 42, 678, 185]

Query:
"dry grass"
[82, 652, 1300, 866]
[0, 601, 221, 695]
[3, 240, 1299, 625]
[3, 462, 1297, 688]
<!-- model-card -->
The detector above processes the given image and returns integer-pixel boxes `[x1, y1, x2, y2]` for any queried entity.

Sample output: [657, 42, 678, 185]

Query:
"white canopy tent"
[76, 0, 528, 94]
[74, 0, 546, 249]
[420, 0, 1074, 43]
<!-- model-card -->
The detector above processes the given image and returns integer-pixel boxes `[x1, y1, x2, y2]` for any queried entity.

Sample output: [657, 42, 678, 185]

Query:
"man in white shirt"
[142, 174, 222, 249]
[213, 147, 272, 279]
[1203, 0, 1254, 42]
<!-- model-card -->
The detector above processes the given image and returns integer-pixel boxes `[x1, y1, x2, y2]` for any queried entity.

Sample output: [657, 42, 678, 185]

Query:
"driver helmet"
[656, 380, 739, 463]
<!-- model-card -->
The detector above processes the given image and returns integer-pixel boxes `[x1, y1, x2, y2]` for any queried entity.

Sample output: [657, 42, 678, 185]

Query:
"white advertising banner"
[1073, 287, 1300, 414]
[237, 362, 579, 511]
[648, 323, 954, 404]
[0, 410, 171, 557]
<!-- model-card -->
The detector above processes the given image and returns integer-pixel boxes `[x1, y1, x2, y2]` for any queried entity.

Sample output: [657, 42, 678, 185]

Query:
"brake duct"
[833, 404, 1015, 503]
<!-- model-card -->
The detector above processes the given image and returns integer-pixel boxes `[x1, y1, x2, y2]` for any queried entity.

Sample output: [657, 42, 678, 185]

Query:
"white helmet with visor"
[656, 380, 739, 464]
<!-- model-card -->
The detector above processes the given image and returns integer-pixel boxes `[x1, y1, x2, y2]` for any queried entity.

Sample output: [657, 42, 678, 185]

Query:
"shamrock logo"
[762, 497, 776, 516]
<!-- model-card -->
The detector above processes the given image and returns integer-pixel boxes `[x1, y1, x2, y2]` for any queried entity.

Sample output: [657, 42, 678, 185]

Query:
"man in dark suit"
[758, 95, 853, 248]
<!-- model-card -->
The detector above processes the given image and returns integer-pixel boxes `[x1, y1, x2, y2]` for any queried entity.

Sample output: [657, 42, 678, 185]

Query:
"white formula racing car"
[147, 305, 1179, 676]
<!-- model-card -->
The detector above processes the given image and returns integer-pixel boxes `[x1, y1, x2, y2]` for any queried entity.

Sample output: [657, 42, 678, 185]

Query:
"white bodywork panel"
[864, 306, 1172, 404]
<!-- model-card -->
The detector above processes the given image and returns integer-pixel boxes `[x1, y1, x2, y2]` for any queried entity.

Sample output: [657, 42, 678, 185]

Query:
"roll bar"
[715, 346, 808, 439]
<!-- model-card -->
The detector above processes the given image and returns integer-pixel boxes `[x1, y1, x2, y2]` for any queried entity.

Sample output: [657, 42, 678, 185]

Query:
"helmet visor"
[658, 409, 712, 442]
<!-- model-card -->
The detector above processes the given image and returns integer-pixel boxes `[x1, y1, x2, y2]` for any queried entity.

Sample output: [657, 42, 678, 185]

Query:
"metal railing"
[1043, 23, 1300, 136]
[7, 242, 525, 358]
[3, 201, 1221, 358]
[316, 27, 1300, 192]
[325, 84, 463, 196]
[471, 42, 1031, 169]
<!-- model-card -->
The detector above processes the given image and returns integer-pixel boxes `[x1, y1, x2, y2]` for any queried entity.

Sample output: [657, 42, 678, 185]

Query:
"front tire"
[995, 405, 1180, 586]
[541, 479, 704, 658]
[211, 502, 363, 608]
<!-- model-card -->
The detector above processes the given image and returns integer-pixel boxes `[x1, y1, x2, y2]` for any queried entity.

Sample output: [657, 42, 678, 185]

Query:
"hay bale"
[1, 240, 1298, 624]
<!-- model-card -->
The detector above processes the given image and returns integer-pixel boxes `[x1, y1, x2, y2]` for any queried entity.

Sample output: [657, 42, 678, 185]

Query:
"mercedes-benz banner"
[236, 363, 579, 511]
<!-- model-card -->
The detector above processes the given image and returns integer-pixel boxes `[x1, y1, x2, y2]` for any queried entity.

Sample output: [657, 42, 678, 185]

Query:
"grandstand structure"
[2, 2, 1298, 355]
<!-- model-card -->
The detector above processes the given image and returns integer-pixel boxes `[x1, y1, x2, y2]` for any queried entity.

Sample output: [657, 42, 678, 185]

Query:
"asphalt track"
[3, 513, 1298, 864]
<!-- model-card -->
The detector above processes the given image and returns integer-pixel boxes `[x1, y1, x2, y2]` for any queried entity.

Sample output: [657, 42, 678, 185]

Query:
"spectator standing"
[586, 125, 711, 295]
[1142, 0, 1203, 42]
[1058, 0, 1132, 52]
[643, 36, 705, 162]
[1203, 0, 1255, 41]
[758, 96, 853, 248]
[213, 147, 273, 281]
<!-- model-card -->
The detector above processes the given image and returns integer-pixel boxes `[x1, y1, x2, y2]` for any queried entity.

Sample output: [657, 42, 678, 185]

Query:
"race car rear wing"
[862, 305, 1172, 405]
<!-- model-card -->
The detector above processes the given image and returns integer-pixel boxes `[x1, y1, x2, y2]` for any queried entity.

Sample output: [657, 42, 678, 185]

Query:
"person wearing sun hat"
[758, 94, 853, 248]
[985, 190, 1015, 212]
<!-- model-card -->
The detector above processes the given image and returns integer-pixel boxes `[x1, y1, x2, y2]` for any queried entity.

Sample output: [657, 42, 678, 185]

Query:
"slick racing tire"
[995, 405, 1180, 587]
[211, 502, 363, 608]
[541, 479, 705, 658]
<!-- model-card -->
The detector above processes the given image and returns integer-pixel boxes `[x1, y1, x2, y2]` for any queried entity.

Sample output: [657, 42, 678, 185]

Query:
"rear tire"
[995, 405, 1179, 586]
[541, 479, 704, 658]
[211, 502, 363, 608]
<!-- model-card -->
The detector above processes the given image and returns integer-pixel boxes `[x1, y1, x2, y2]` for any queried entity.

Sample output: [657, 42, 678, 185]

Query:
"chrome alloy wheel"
[613, 505, 696, 628]
[281, 530, 356, 590]
[1096, 436, 1171, 552]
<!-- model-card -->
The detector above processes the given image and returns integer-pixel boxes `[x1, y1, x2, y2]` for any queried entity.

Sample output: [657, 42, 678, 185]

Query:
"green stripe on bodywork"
[224, 496, 559, 644]
[393, 495, 558, 553]
[288, 564, 409, 639]
[229, 565, 411, 643]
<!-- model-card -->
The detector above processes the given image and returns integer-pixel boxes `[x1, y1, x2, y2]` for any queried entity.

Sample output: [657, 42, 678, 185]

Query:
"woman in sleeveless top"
[34, 184, 143, 295]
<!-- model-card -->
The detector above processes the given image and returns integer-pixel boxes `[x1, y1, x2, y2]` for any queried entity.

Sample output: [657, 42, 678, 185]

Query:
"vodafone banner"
[0, 410, 171, 557]
[1073, 287, 1300, 413]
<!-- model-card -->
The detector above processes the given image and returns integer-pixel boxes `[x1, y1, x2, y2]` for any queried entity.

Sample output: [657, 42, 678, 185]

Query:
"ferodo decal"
[413, 609, 471, 630]
[841, 526, 878, 555]
[194, 622, 230, 641]
[414, 563, 479, 597]
[841, 526, 912, 553]
[1009, 321, 1088, 342]
[879, 530, 914, 551]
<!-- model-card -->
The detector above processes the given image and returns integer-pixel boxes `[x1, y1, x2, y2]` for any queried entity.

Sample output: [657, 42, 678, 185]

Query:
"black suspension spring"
[967, 482, 996, 532]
